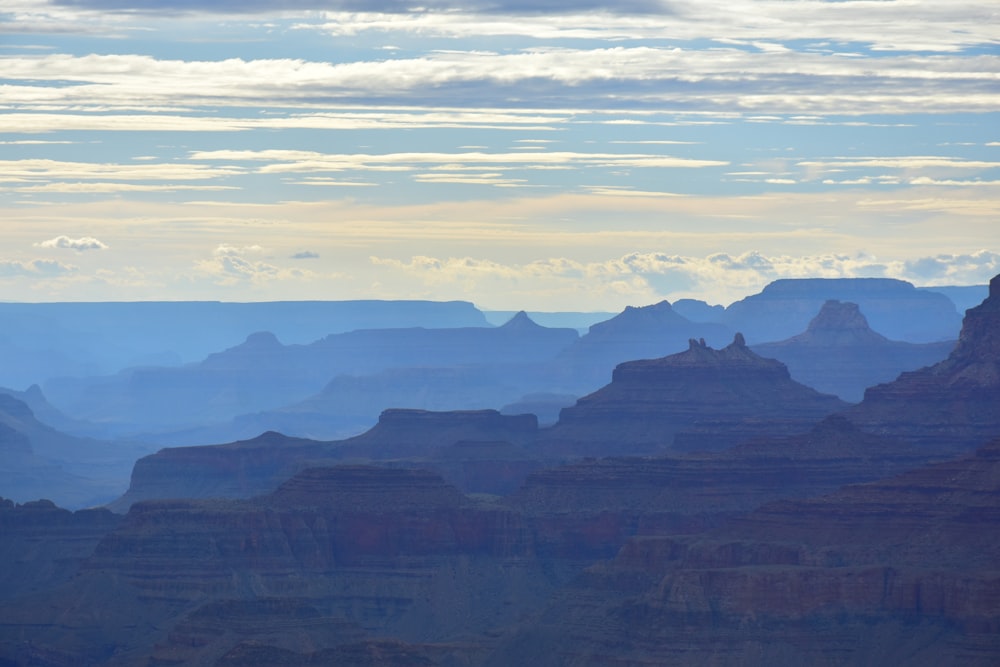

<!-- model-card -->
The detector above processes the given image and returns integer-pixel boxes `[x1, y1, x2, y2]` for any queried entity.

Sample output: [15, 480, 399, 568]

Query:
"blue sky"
[1, 0, 998, 309]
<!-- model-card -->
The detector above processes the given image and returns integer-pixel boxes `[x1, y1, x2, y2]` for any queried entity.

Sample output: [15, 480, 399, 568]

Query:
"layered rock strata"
[1, 466, 628, 666]
[543, 334, 846, 456]
[843, 274, 1000, 451]
[491, 439, 1000, 666]
[111, 410, 542, 512]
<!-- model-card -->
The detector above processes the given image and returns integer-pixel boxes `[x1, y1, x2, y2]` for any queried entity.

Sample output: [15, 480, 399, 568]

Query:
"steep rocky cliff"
[0, 497, 121, 601]
[543, 334, 846, 456]
[512, 415, 947, 518]
[1, 466, 621, 666]
[491, 438, 1000, 666]
[753, 300, 954, 402]
[843, 274, 1000, 451]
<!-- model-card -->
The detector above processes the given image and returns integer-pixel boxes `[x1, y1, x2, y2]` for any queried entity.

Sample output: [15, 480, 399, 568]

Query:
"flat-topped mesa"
[336, 408, 538, 459]
[542, 334, 846, 457]
[268, 466, 468, 511]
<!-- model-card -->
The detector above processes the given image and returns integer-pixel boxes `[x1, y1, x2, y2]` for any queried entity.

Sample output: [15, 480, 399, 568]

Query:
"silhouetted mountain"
[0, 300, 490, 389]
[843, 274, 1000, 451]
[483, 309, 614, 331]
[110, 409, 544, 512]
[543, 334, 846, 456]
[671, 297, 725, 322]
[0, 393, 153, 508]
[4, 276, 1000, 666]
[752, 300, 954, 401]
[724, 277, 962, 343]
[43, 313, 578, 441]
[919, 283, 990, 314]
[552, 300, 734, 388]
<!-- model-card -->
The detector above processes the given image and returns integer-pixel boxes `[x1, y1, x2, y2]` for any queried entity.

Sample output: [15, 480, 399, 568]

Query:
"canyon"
[0, 276, 997, 665]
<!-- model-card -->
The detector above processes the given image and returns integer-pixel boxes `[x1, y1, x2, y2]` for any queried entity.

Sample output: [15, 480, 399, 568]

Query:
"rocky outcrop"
[552, 300, 734, 389]
[491, 439, 1000, 666]
[110, 410, 543, 512]
[542, 334, 847, 456]
[753, 300, 954, 401]
[723, 277, 962, 343]
[843, 274, 1000, 451]
[107, 430, 330, 513]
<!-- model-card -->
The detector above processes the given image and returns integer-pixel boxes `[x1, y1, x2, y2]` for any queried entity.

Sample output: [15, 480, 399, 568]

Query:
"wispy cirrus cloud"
[2, 47, 997, 114]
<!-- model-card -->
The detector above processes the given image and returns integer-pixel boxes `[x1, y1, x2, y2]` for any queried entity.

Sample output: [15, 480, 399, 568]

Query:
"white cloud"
[189, 148, 729, 175]
[195, 243, 314, 286]
[2, 45, 997, 116]
[0, 258, 77, 277]
[35, 235, 108, 251]
[0, 158, 244, 183]
[369, 249, 999, 309]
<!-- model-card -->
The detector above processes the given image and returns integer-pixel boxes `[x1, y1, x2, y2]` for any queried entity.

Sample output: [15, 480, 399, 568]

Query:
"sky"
[1, 0, 999, 311]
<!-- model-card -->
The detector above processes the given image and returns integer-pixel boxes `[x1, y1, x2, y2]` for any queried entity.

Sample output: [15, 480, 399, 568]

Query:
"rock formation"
[110, 409, 543, 512]
[0, 299, 490, 390]
[1, 466, 622, 666]
[43, 312, 577, 444]
[511, 415, 948, 518]
[0, 393, 149, 508]
[543, 334, 846, 456]
[753, 300, 954, 401]
[552, 300, 734, 389]
[490, 438, 1000, 666]
[723, 277, 962, 343]
[843, 273, 1000, 451]
[0, 497, 120, 601]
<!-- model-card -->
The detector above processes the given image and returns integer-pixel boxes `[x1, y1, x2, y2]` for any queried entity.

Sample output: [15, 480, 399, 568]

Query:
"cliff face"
[753, 300, 954, 402]
[492, 439, 1000, 666]
[0, 497, 120, 601]
[511, 415, 947, 518]
[1, 466, 624, 666]
[111, 409, 542, 512]
[543, 334, 846, 456]
[844, 274, 1000, 451]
